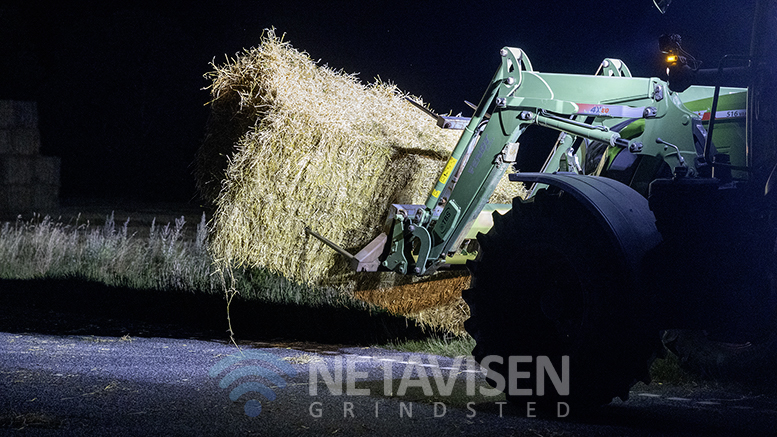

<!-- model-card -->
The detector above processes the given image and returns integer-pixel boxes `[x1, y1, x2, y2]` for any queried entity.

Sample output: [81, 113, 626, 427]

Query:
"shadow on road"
[0, 278, 429, 345]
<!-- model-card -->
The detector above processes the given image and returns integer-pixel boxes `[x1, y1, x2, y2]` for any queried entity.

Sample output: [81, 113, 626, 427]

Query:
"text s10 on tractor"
[310, 0, 777, 409]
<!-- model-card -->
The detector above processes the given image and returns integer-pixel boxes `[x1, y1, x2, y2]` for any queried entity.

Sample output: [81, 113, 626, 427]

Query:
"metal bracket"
[597, 58, 632, 77]
[408, 225, 433, 275]
[629, 141, 644, 153]
[566, 147, 583, 173]
[501, 142, 520, 163]
[350, 233, 387, 272]
[653, 83, 664, 102]
[382, 216, 409, 274]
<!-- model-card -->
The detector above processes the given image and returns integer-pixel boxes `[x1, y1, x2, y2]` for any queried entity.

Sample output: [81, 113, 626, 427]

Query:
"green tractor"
[312, 0, 777, 409]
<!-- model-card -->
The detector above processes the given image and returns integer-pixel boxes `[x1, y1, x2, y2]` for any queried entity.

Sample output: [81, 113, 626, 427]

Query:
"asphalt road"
[2, 331, 777, 437]
[1, 279, 776, 436]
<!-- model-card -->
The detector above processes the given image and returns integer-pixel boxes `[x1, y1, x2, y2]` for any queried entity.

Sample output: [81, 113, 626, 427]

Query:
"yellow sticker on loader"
[439, 157, 458, 185]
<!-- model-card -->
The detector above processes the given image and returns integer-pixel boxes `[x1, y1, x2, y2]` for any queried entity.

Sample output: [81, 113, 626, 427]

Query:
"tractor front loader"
[310, 0, 777, 409]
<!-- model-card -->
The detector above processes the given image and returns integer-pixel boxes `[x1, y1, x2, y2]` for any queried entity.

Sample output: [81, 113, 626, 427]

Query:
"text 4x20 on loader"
[309, 0, 777, 408]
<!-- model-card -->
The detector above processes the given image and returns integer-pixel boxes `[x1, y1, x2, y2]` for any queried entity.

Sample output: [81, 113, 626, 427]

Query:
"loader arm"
[377, 47, 717, 276]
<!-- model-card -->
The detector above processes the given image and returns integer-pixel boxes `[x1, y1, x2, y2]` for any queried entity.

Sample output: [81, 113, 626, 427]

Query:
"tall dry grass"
[0, 212, 211, 291]
[0, 212, 362, 309]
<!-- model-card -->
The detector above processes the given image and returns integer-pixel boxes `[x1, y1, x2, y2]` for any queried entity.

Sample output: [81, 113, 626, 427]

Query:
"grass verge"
[378, 334, 476, 358]
[0, 212, 364, 310]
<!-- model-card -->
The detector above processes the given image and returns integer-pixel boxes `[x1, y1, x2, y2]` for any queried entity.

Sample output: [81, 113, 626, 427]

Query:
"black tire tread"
[464, 190, 662, 410]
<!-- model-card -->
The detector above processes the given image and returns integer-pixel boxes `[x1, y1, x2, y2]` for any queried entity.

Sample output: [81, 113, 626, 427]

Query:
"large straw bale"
[12, 101, 38, 129]
[197, 30, 523, 287]
[0, 102, 11, 129]
[0, 101, 39, 129]
[32, 184, 59, 210]
[352, 271, 474, 335]
[0, 184, 32, 212]
[0, 155, 33, 185]
[33, 156, 61, 185]
[10, 128, 41, 155]
[0, 130, 10, 155]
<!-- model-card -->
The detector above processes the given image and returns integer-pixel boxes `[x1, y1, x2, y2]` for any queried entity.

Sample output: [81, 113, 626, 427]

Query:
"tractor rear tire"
[463, 189, 662, 412]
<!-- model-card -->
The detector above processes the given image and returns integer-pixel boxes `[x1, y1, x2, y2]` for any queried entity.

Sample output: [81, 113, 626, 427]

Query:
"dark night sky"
[0, 1, 756, 204]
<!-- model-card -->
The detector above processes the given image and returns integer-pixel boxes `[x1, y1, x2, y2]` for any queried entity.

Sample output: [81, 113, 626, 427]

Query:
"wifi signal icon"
[209, 350, 297, 417]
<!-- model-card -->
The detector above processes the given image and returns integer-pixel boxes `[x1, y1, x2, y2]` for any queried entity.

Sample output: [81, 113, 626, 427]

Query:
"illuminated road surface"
[2, 332, 776, 436]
